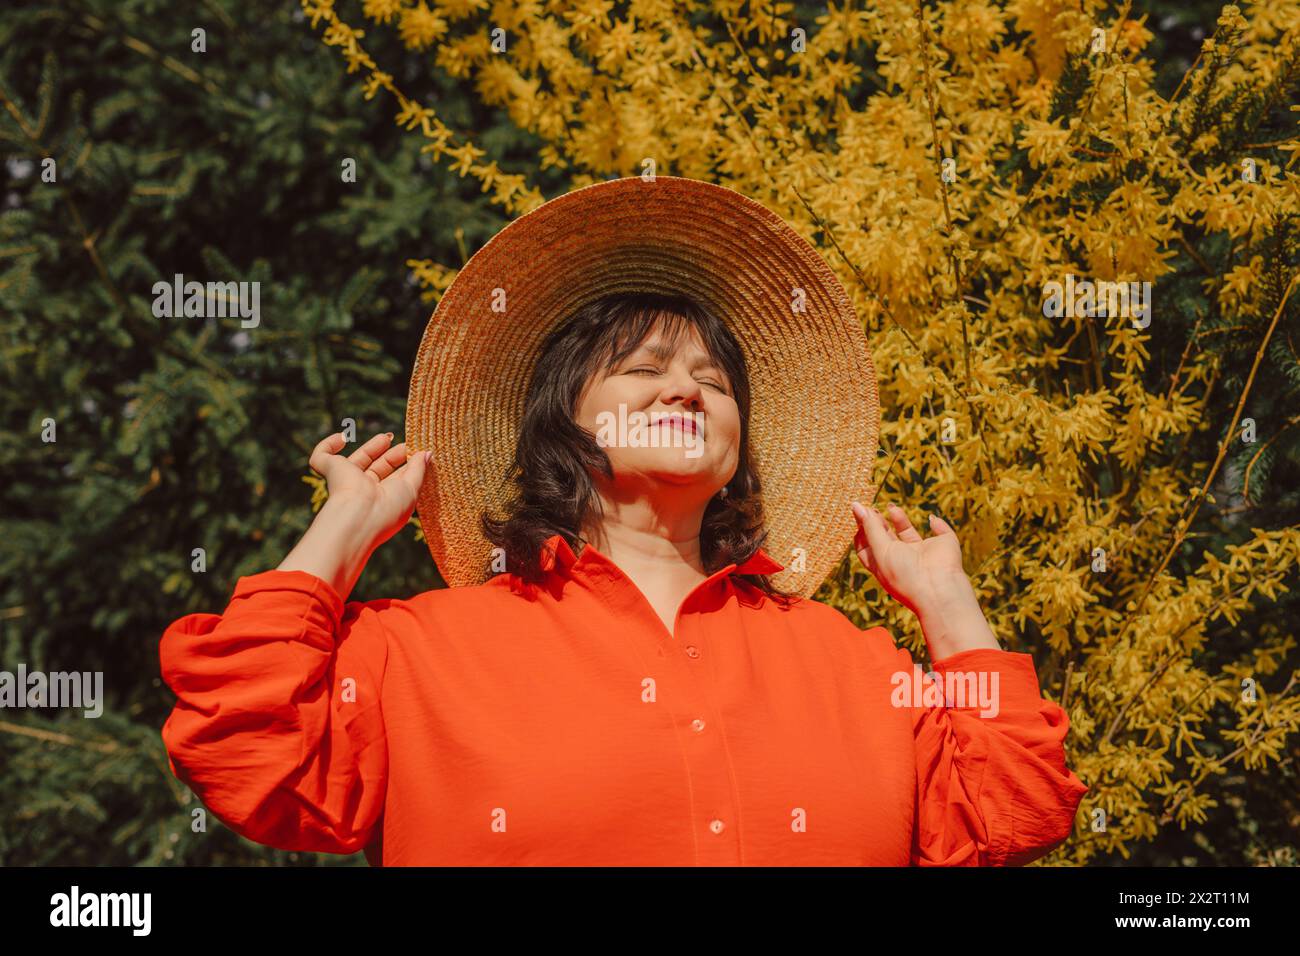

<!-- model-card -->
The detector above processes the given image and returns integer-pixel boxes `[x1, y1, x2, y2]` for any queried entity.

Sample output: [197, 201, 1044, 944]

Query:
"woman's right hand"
[278, 431, 429, 599]
[309, 431, 430, 550]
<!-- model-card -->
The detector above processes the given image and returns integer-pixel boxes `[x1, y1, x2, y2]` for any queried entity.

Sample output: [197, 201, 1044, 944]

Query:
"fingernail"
[386, 432, 394, 440]
[424, 450, 433, 463]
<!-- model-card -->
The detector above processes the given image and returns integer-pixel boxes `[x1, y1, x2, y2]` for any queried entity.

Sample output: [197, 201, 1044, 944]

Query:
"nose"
[658, 366, 705, 412]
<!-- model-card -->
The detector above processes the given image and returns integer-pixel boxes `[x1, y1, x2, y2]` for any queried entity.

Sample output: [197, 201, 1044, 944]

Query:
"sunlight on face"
[575, 321, 740, 496]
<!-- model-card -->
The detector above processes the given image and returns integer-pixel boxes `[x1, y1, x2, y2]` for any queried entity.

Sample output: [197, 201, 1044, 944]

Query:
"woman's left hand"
[850, 501, 974, 621]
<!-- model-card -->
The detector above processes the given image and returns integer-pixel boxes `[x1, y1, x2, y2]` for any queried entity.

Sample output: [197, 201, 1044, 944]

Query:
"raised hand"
[850, 501, 1001, 660]
[278, 431, 429, 599]
[309, 431, 429, 551]
[850, 502, 966, 615]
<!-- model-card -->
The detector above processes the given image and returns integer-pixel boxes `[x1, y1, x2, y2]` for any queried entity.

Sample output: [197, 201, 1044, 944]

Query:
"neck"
[582, 487, 709, 576]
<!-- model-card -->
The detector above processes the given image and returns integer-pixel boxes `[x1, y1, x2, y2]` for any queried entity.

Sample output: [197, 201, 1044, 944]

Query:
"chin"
[640, 455, 716, 476]
[621, 460, 715, 485]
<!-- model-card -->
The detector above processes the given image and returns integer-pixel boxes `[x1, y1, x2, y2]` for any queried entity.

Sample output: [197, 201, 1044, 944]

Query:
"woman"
[159, 177, 1088, 866]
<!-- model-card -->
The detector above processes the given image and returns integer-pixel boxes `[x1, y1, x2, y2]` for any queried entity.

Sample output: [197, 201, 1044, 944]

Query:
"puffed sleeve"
[158, 569, 391, 855]
[900, 645, 1088, 866]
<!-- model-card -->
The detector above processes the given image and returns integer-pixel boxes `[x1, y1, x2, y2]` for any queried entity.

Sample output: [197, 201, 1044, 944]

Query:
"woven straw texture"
[405, 175, 879, 599]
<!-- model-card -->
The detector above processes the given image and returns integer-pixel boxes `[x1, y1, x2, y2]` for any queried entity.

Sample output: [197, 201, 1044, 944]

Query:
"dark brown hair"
[480, 291, 799, 606]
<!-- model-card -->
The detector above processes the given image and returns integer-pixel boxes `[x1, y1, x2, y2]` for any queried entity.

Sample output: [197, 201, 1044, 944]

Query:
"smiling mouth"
[656, 414, 701, 437]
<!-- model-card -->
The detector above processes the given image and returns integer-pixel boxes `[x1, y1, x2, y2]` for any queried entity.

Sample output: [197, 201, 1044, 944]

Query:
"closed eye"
[627, 366, 729, 394]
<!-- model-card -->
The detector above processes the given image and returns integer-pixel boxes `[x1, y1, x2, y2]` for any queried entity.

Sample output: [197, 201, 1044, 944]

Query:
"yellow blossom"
[362, 0, 404, 24]
[399, 1, 448, 51]
[301, 0, 1300, 866]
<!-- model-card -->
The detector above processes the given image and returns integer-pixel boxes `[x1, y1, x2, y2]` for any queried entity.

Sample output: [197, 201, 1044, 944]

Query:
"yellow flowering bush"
[300, 0, 1300, 864]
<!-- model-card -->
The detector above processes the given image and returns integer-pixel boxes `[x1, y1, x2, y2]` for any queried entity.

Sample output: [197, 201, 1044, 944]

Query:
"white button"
[691, 718, 706, 733]
[709, 819, 725, 834]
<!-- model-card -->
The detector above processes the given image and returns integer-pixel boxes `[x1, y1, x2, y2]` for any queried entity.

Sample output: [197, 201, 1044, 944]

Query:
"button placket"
[668, 605, 742, 865]
[584, 555, 743, 865]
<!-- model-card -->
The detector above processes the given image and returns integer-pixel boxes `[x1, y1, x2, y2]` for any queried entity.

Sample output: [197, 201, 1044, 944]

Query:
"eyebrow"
[634, 340, 720, 369]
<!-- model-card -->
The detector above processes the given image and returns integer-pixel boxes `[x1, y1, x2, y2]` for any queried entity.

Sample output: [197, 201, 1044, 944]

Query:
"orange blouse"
[158, 533, 1088, 866]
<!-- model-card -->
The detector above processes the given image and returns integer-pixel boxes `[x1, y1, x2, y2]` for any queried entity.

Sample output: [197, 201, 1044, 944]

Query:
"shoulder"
[381, 573, 535, 631]
[752, 591, 904, 659]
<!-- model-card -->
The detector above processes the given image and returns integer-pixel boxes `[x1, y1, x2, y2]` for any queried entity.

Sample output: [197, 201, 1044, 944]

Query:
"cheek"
[713, 404, 741, 452]
[578, 379, 646, 426]
[575, 383, 613, 430]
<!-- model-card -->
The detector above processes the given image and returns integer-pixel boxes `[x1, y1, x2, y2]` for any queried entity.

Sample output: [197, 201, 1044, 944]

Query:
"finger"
[397, 448, 431, 497]
[347, 432, 395, 472]
[850, 502, 871, 560]
[875, 504, 899, 541]
[308, 432, 347, 478]
[884, 503, 924, 543]
[928, 512, 957, 536]
[852, 526, 876, 576]
[366, 441, 410, 482]
[854, 500, 892, 562]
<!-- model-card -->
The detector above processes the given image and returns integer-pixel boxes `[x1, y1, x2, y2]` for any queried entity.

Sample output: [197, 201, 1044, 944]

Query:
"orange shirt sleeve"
[158, 569, 390, 855]
[897, 643, 1089, 866]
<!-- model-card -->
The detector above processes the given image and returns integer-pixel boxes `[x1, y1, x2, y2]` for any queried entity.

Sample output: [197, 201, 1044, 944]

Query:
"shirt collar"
[538, 533, 784, 579]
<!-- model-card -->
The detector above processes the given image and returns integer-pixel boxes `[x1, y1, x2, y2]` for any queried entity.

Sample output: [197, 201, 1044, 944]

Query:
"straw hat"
[405, 175, 879, 599]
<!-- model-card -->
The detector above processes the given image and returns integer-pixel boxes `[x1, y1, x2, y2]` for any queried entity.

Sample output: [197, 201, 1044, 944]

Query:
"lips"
[655, 412, 701, 437]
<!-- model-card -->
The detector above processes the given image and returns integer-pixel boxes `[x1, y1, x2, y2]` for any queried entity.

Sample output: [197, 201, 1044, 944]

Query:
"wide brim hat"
[405, 175, 879, 599]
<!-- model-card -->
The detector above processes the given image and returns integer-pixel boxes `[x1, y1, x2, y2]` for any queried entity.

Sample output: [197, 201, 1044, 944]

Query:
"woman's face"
[575, 322, 740, 497]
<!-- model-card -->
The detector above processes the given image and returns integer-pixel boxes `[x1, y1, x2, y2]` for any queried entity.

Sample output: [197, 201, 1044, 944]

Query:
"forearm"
[278, 497, 377, 601]
[915, 576, 1002, 661]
